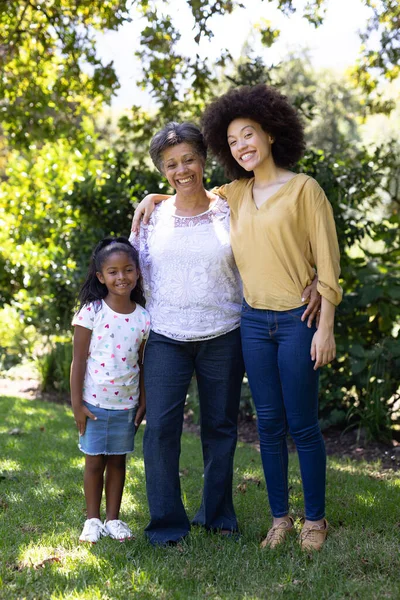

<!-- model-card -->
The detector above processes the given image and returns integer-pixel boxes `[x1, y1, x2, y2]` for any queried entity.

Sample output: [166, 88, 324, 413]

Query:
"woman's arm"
[301, 275, 321, 328]
[310, 297, 336, 370]
[306, 183, 341, 363]
[131, 194, 171, 234]
[70, 325, 96, 435]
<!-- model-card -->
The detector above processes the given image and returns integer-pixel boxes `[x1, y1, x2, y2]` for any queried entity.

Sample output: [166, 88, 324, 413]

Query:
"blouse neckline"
[249, 173, 302, 211]
[165, 194, 221, 219]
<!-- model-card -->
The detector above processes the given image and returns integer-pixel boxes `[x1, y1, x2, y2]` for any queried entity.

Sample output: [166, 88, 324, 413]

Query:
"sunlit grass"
[1, 395, 399, 600]
[0, 458, 21, 472]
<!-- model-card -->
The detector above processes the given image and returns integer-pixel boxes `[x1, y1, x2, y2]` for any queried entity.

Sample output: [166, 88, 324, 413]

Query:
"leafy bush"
[2, 55, 399, 440]
[37, 342, 72, 394]
[0, 306, 38, 371]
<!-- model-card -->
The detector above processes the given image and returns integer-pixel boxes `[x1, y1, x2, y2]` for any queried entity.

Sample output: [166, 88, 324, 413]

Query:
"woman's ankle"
[304, 518, 326, 528]
[272, 515, 293, 528]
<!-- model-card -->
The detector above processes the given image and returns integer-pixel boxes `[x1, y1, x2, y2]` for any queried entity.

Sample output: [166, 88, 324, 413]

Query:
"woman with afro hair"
[201, 84, 342, 551]
[132, 84, 342, 551]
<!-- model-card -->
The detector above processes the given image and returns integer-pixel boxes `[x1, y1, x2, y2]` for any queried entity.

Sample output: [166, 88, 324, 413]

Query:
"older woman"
[130, 121, 320, 546]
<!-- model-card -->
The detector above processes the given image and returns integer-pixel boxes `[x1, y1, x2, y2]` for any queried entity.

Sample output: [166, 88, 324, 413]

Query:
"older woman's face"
[162, 143, 205, 195]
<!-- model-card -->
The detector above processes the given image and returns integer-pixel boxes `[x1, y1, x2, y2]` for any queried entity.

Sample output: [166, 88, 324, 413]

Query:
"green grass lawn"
[0, 395, 399, 600]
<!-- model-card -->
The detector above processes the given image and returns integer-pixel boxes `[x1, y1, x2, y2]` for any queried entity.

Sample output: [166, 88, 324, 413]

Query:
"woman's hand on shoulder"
[131, 193, 171, 234]
[131, 194, 156, 234]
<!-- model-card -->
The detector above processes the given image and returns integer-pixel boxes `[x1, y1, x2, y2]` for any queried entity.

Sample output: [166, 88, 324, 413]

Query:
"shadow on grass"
[1, 396, 399, 600]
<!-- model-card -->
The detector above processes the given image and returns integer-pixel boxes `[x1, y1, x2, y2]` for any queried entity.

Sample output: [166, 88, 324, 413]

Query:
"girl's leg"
[105, 454, 127, 521]
[192, 328, 244, 532]
[84, 454, 107, 519]
[241, 304, 290, 520]
[276, 308, 326, 524]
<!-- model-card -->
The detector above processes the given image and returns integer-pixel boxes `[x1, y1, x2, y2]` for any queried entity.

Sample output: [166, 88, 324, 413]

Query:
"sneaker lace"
[109, 520, 130, 537]
[87, 519, 106, 536]
[266, 521, 290, 543]
[301, 523, 325, 542]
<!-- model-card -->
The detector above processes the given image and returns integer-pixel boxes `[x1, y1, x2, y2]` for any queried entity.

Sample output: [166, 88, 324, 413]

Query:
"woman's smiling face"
[227, 118, 274, 173]
[162, 142, 205, 196]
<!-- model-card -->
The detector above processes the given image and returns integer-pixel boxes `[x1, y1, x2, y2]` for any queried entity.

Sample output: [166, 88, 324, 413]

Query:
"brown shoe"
[260, 517, 294, 549]
[299, 519, 328, 551]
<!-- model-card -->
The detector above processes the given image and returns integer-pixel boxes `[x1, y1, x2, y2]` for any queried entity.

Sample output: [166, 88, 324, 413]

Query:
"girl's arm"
[131, 194, 171, 234]
[70, 325, 97, 435]
[310, 297, 336, 370]
[134, 340, 147, 431]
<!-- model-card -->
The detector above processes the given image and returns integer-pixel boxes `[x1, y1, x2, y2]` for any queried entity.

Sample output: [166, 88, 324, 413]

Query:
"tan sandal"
[260, 517, 294, 549]
[299, 519, 328, 551]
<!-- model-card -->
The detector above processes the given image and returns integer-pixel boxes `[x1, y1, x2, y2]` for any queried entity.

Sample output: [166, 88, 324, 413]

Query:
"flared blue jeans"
[143, 328, 244, 545]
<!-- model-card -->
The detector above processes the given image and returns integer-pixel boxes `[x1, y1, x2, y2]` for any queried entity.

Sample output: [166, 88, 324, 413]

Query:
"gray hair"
[149, 122, 207, 173]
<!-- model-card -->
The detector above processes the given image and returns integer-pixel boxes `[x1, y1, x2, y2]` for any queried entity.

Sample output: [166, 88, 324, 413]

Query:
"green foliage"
[1, 2, 400, 438]
[0, 305, 38, 371]
[0, 1, 130, 147]
[353, 0, 400, 86]
[2, 0, 399, 154]
[2, 71, 399, 439]
[133, 0, 400, 121]
[0, 133, 102, 332]
[134, 4, 219, 124]
[298, 144, 400, 439]
[37, 341, 72, 393]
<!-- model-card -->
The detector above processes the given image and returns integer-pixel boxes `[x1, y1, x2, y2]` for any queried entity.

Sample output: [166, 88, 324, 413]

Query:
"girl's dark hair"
[149, 122, 207, 173]
[201, 84, 305, 180]
[76, 237, 145, 310]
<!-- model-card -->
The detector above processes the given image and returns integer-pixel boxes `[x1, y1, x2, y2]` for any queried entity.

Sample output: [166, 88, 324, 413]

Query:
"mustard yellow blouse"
[213, 174, 343, 310]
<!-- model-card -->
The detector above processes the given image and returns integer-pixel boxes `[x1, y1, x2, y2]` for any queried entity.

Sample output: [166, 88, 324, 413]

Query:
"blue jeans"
[241, 301, 326, 521]
[143, 328, 244, 544]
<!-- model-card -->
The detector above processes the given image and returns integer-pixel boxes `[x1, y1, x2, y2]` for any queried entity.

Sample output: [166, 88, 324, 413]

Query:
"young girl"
[70, 236, 150, 543]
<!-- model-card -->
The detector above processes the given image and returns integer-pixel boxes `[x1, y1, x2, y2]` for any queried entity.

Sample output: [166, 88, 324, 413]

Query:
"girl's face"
[96, 252, 139, 298]
[227, 118, 274, 173]
[162, 142, 205, 196]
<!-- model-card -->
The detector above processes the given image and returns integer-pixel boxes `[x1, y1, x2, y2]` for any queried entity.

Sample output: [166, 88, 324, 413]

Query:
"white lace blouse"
[129, 196, 242, 341]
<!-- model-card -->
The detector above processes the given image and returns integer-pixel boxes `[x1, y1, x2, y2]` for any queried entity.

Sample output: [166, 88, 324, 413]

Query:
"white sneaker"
[79, 518, 108, 543]
[104, 519, 133, 541]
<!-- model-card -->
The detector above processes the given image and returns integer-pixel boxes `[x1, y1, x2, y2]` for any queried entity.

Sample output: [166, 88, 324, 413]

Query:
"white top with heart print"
[72, 299, 150, 409]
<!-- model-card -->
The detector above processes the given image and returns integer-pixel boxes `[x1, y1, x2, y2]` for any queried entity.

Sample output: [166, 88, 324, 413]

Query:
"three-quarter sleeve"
[308, 189, 343, 306]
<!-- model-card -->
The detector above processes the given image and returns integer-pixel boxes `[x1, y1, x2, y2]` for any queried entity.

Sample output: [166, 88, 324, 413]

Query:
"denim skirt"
[78, 401, 137, 455]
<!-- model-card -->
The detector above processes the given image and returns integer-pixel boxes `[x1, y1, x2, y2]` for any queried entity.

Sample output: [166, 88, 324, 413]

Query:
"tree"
[0, 0, 129, 147]
[2, 0, 399, 151]
[351, 0, 400, 92]
[1, 0, 399, 439]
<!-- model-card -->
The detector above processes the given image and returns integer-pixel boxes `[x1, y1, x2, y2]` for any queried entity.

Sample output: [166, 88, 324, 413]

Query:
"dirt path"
[0, 377, 39, 399]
